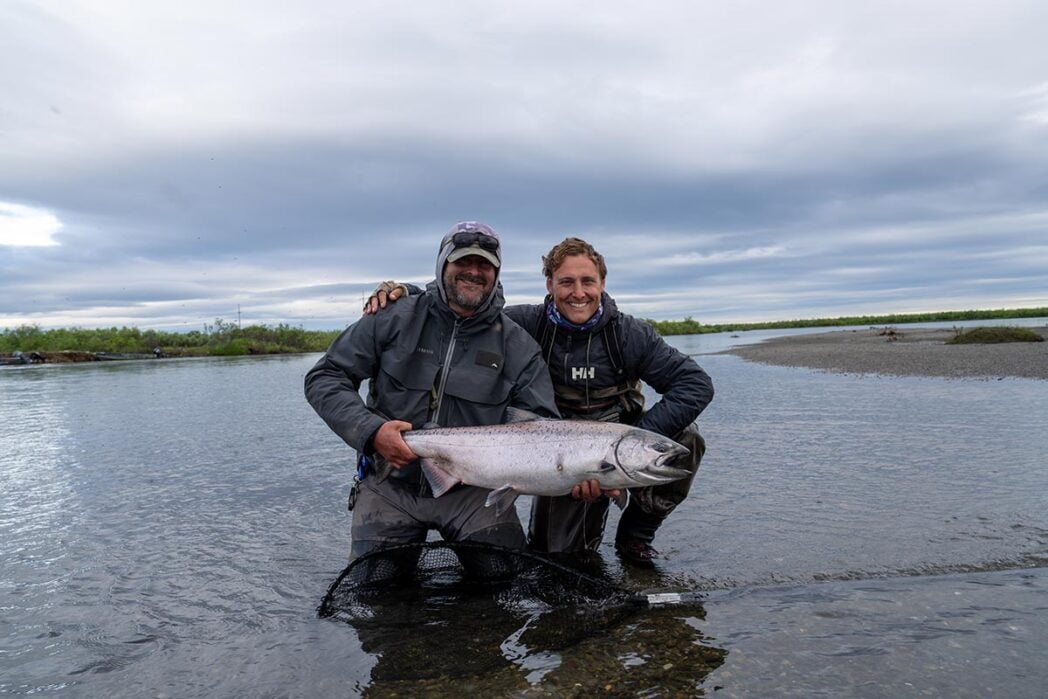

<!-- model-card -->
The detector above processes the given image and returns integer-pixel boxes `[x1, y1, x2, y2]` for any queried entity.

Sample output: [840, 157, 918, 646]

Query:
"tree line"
[0, 320, 340, 356]
[3, 306, 1046, 355]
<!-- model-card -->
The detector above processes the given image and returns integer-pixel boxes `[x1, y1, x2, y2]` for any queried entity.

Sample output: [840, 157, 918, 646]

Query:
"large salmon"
[401, 410, 691, 515]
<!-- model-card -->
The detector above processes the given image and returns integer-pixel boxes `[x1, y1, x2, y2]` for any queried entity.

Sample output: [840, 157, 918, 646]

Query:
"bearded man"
[305, 222, 559, 561]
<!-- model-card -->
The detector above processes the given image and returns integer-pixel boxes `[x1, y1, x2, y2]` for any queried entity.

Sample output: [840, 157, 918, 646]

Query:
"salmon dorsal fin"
[504, 407, 544, 424]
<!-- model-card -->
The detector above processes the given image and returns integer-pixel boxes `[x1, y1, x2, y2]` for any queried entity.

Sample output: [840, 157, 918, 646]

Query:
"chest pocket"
[380, 349, 439, 391]
[442, 363, 512, 406]
[376, 311, 440, 394]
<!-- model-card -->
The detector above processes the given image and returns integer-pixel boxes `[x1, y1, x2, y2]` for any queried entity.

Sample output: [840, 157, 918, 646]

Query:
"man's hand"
[363, 281, 407, 315]
[372, 420, 416, 468]
[571, 479, 621, 503]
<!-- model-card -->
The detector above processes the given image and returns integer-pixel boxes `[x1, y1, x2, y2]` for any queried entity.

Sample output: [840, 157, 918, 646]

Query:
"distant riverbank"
[4, 307, 1048, 361]
[721, 326, 1048, 380]
[651, 306, 1048, 335]
[0, 321, 333, 363]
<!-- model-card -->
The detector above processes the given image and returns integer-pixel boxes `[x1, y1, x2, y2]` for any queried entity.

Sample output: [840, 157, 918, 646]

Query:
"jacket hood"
[434, 228, 502, 312]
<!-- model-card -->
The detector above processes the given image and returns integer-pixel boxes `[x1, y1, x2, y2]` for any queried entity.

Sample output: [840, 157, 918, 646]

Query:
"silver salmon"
[402, 410, 692, 515]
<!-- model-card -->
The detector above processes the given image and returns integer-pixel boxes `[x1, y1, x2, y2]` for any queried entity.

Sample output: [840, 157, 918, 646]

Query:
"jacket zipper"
[432, 319, 461, 426]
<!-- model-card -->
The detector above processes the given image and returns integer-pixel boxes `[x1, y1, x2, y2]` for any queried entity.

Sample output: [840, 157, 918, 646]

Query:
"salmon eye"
[652, 443, 671, 453]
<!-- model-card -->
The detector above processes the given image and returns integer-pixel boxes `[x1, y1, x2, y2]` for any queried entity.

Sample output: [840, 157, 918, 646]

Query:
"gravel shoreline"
[720, 326, 1048, 380]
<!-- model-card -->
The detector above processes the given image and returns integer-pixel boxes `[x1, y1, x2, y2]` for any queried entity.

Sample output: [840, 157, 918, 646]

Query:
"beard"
[443, 269, 493, 311]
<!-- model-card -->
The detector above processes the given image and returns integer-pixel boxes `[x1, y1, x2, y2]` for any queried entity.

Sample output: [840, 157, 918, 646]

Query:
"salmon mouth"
[651, 446, 689, 474]
[659, 444, 688, 463]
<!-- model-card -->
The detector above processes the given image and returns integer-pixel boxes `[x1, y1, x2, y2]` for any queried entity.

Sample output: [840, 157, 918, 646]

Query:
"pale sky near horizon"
[2, 1, 1047, 332]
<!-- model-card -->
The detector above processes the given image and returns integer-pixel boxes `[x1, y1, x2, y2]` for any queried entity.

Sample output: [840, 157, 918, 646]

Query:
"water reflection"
[320, 545, 727, 694]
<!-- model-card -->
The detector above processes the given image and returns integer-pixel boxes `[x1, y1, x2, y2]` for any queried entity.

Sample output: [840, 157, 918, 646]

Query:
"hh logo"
[571, 366, 596, 380]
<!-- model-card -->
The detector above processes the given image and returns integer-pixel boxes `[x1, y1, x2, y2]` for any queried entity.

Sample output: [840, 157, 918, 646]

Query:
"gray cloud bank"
[2, 1, 1047, 331]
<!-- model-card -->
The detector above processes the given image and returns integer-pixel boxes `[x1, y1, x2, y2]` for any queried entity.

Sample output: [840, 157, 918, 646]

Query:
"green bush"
[947, 327, 1045, 344]
[1, 320, 339, 355]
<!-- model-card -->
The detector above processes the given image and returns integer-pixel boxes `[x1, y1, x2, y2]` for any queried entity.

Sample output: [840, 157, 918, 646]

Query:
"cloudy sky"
[3, 1, 1047, 331]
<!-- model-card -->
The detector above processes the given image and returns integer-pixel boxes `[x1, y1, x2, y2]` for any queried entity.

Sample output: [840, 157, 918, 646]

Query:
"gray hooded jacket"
[304, 243, 559, 484]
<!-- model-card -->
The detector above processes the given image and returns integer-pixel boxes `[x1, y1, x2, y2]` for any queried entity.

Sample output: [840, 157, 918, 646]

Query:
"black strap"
[600, 316, 625, 377]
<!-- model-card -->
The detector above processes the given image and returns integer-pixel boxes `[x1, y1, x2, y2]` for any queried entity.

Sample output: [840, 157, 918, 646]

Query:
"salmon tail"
[419, 458, 461, 498]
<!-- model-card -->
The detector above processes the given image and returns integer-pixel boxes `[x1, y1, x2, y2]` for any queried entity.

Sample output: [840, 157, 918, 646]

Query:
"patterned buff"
[546, 299, 604, 332]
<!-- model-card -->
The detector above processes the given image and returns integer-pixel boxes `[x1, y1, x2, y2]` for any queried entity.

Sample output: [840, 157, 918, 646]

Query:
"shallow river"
[2, 325, 1047, 697]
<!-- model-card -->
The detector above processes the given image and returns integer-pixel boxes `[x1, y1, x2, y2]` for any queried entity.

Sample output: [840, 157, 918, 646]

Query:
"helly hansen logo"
[571, 367, 595, 380]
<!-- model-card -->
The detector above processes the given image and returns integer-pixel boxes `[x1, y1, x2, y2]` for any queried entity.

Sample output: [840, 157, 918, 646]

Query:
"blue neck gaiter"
[546, 299, 604, 332]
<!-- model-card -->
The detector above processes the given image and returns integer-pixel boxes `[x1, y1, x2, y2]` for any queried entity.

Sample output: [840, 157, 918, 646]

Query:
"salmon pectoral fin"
[485, 485, 520, 516]
[419, 458, 460, 498]
[504, 407, 544, 424]
[612, 489, 629, 510]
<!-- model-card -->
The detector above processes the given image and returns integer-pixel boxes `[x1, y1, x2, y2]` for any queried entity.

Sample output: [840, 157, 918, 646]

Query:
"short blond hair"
[541, 238, 607, 281]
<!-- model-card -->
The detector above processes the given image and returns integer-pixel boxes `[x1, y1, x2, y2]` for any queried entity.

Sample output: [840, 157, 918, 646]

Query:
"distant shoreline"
[720, 327, 1048, 380]
[4, 310, 1048, 367]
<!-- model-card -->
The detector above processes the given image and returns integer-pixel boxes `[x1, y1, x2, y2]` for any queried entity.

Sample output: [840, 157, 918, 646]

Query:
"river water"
[2, 324, 1047, 697]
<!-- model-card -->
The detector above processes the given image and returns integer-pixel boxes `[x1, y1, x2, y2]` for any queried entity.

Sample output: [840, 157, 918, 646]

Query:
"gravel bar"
[719, 327, 1048, 380]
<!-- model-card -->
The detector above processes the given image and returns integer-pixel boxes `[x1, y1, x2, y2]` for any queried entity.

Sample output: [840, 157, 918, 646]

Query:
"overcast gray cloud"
[2, 0, 1047, 330]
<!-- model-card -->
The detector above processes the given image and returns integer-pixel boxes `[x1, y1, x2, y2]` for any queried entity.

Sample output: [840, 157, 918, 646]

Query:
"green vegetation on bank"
[0, 320, 340, 357]
[645, 307, 1048, 336]
[2, 307, 1046, 356]
[947, 327, 1045, 344]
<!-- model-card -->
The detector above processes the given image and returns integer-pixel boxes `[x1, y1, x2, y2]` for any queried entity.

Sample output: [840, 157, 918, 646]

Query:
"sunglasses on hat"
[451, 230, 499, 253]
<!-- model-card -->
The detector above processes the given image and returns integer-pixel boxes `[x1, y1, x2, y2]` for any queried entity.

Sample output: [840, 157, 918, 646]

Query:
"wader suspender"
[538, 313, 645, 423]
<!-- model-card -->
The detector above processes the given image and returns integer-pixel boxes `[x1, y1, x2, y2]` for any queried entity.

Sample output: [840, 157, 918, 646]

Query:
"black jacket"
[506, 293, 713, 437]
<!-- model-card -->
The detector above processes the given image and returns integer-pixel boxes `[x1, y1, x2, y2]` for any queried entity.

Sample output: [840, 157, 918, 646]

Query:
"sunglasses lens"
[452, 231, 498, 252]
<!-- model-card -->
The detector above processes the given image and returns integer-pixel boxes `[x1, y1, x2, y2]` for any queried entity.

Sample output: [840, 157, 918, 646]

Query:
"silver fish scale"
[402, 418, 689, 498]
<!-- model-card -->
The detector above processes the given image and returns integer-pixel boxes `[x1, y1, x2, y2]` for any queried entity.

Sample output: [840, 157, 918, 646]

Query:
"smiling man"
[516, 238, 714, 565]
[305, 222, 559, 562]
[366, 236, 714, 566]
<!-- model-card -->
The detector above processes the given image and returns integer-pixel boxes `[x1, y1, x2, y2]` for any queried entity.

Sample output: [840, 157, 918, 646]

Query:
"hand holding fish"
[572, 479, 621, 503]
[373, 420, 417, 468]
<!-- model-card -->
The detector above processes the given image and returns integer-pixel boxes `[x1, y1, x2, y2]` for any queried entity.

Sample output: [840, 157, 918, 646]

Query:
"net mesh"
[318, 541, 643, 622]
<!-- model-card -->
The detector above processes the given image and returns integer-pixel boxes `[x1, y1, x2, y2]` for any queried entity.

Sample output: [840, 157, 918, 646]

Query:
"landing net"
[318, 541, 651, 621]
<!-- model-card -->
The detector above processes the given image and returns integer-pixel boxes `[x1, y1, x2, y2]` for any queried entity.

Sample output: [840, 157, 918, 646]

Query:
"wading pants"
[349, 474, 527, 562]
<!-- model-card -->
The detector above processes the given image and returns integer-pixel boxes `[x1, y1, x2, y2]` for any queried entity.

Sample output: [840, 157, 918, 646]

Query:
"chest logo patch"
[476, 350, 503, 370]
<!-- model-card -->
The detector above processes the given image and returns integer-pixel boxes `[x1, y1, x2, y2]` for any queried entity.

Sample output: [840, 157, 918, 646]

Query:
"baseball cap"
[442, 221, 501, 268]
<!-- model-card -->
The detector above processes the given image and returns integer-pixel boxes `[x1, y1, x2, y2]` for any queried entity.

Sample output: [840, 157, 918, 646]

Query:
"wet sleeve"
[303, 315, 387, 452]
[628, 318, 714, 436]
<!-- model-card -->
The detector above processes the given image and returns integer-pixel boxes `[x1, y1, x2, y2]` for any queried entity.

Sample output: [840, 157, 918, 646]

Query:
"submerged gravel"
[720, 326, 1048, 380]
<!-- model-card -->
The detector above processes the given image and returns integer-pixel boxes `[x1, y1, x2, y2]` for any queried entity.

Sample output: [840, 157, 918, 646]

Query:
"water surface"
[2, 327, 1046, 696]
